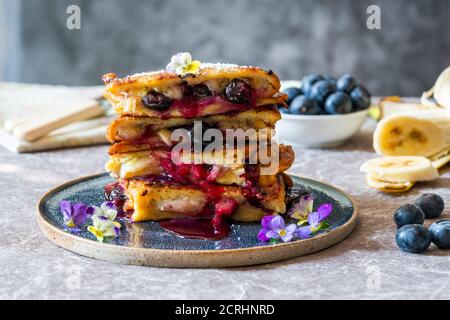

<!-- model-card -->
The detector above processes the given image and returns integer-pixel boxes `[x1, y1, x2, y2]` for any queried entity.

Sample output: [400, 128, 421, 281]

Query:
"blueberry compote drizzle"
[104, 160, 266, 240]
[104, 182, 128, 218]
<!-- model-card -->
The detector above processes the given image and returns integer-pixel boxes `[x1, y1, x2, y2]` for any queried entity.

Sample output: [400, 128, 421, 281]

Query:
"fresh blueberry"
[142, 91, 172, 110]
[429, 220, 450, 249]
[301, 74, 324, 97]
[191, 84, 212, 97]
[324, 92, 352, 114]
[396, 224, 431, 253]
[290, 95, 321, 115]
[309, 80, 335, 105]
[224, 79, 251, 104]
[336, 74, 357, 93]
[414, 193, 444, 219]
[277, 104, 290, 114]
[350, 85, 371, 110]
[394, 204, 425, 228]
[283, 87, 302, 105]
[323, 75, 336, 82]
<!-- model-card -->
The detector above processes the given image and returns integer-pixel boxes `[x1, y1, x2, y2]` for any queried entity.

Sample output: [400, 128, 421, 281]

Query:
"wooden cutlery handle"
[12, 100, 103, 142]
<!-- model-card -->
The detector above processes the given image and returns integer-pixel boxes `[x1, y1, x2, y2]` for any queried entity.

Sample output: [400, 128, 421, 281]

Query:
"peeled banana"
[422, 66, 450, 109]
[373, 113, 450, 157]
[379, 97, 442, 120]
[360, 156, 439, 183]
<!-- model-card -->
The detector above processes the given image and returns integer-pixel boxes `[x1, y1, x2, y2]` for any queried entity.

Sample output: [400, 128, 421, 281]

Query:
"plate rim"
[36, 173, 359, 266]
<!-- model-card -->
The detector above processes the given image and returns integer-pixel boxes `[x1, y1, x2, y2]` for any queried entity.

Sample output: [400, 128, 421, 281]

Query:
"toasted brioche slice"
[102, 64, 286, 118]
[106, 144, 295, 183]
[106, 106, 281, 145]
[122, 174, 286, 222]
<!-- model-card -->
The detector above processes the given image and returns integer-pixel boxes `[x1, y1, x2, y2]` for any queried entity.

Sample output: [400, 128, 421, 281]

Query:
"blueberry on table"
[396, 224, 431, 253]
[350, 85, 371, 110]
[310, 80, 335, 105]
[414, 193, 444, 219]
[429, 220, 450, 249]
[324, 92, 352, 114]
[301, 74, 324, 97]
[283, 87, 302, 105]
[290, 95, 321, 115]
[336, 74, 357, 93]
[142, 91, 172, 110]
[394, 204, 425, 228]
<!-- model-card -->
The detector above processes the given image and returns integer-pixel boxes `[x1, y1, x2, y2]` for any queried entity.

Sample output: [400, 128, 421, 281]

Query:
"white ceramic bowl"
[276, 110, 368, 148]
[277, 80, 369, 148]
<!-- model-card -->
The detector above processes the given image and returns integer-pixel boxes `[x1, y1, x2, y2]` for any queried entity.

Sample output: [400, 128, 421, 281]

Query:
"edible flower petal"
[308, 203, 333, 233]
[90, 201, 118, 221]
[288, 195, 314, 222]
[258, 215, 297, 243]
[296, 226, 312, 239]
[87, 215, 121, 242]
[166, 52, 201, 76]
[60, 200, 89, 232]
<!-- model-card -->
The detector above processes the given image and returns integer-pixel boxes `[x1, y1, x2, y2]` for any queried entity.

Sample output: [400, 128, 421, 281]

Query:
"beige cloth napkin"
[0, 82, 110, 153]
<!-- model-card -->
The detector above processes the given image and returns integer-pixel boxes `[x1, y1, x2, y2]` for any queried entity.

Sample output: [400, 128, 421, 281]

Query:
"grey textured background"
[0, 0, 449, 95]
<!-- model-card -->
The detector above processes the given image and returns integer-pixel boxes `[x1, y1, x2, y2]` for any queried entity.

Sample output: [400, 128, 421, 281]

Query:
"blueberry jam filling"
[104, 182, 128, 217]
[140, 78, 256, 119]
[142, 91, 172, 110]
[104, 156, 270, 239]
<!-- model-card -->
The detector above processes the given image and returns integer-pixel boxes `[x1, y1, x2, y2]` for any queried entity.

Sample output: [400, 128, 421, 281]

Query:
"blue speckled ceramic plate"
[36, 173, 358, 268]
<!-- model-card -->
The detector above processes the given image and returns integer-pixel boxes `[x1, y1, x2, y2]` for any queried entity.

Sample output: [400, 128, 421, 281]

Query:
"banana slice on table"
[366, 174, 415, 193]
[373, 115, 447, 157]
[360, 156, 439, 183]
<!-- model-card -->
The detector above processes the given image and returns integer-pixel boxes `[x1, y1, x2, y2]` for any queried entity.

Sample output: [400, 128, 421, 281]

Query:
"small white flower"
[166, 52, 201, 76]
[90, 201, 117, 221]
[87, 215, 121, 242]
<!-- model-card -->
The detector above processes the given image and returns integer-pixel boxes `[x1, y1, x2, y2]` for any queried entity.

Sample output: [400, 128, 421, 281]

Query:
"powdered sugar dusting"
[200, 62, 241, 70]
[122, 62, 258, 79]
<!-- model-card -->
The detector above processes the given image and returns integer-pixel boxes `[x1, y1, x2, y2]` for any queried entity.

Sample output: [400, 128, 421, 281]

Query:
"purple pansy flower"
[60, 200, 90, 231]
[308, 203, 333, 232]
[296, 226, 313, 239]
[287, 195, 314, 221]
[258, 215, 297, 243]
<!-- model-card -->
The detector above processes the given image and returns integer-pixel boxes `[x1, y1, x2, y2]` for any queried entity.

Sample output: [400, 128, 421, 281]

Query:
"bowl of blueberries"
[277, 74, 371, 148]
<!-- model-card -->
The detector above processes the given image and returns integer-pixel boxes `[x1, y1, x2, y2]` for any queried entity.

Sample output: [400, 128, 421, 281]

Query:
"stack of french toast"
[102, 55, 294, 228]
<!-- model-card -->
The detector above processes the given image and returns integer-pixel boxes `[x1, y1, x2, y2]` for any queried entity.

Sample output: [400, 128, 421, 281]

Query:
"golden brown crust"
[103, 65, 282, 95]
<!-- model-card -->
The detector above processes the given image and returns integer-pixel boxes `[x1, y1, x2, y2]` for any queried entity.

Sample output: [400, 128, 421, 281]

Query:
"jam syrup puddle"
[159, 218, 230, 240]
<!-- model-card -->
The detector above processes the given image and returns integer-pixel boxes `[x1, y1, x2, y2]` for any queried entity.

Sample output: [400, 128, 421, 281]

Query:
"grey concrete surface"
[1, 0, 449, 95]
[1, 121, 450, 299]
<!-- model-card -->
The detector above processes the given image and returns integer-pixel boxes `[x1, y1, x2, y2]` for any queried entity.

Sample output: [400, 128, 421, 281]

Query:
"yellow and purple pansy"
[259, 195, 333, 244]
[60, 200, 121, 242]
[166, 52, 201, 76]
